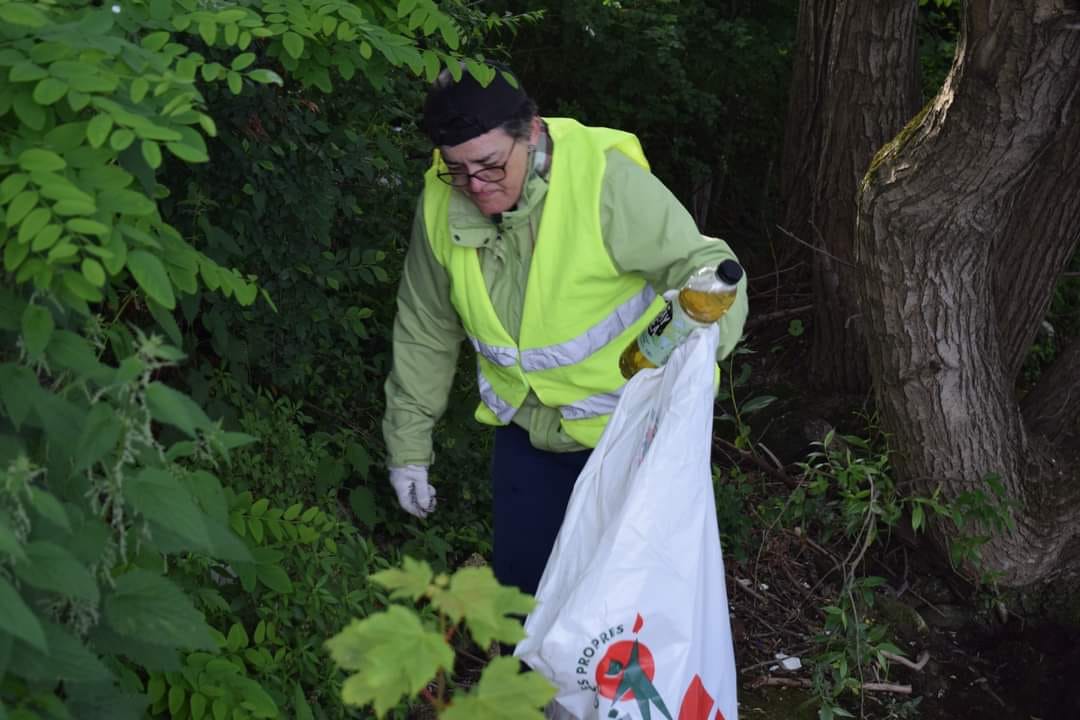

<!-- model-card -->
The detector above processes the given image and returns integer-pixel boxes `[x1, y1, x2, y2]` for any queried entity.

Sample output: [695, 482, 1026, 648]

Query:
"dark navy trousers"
[491, 424, 591, 596]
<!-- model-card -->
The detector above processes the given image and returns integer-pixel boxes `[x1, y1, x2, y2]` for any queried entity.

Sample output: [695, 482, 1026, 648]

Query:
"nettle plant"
[326, 557, 556, 719]
[0, 0, 508, 716]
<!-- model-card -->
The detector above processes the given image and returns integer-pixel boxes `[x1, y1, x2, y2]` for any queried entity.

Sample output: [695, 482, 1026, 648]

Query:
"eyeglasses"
[436, 139, 519, 187]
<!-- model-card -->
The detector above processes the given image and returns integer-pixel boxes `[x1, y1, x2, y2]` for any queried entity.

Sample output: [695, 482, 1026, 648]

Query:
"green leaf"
[17, 207, 50, 245]
[247, 69, 283, 85]
[21, 304, 54, 359]
[226, 70, 242, 95]
[13, 541, 99, 602]
[15, 620, 112, 684]
[66, 217, 110, 236]
[110, 128, 135, 151]
[912, 504, 925, 533]
[0, 364, 39, 428]
[74, 402, 123, 472]
[439, 21, 460, 51]
[0, 576, 46, 650]
[127, 467, 213, 550]
[168, 685, 185, 715]
[6, 189, 39, 225]
[430, 567, 535, 647]
[102, 189, 155, 216]
[441, 657, 555, 720]
[0, 173, 29, 203]
[62, 269, 104, 303]
[348, 486, 376, 527]
[81, 257, 106, 286]
[127, 249, 175, 309]
[32, 77, 67, 105]
[13, 89, 46, 129]
[226, 623, 248, 651]
[104, 569, 216, 649]
[17, 148, 65, 173]
[30, 224, 62, 251]
[146, 382, 211, 437]
[293, 683, 314, 720]
[165, 142, 209, 163]
[142, 31, 171, 51]
[130, 77, 149, 104]
[199, 20, 218, 46]
[0, 519, 26, 563]
[255, 564, 293, 594]
[189, 692, 207, 720]
[10, 61, 47, 81]
[326, 607, 453, 717]
[142, 139, 162, 169]
[282, 31, 304, 59]
[230, 53, 255, 71]
[740, 395, 777, 416]
[0, 3, 48, 27]
[4, 240, 29, 272]
[33, 171, 93, 204]
[371, 556, 433, 601]
[29, 487, 70, 533]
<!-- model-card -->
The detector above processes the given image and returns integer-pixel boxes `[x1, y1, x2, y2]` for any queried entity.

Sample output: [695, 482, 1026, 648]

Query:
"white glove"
[389, 464, 436, 519]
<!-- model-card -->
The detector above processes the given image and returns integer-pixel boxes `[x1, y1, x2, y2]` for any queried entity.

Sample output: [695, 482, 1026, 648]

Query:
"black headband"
[421, 66, 529, 147]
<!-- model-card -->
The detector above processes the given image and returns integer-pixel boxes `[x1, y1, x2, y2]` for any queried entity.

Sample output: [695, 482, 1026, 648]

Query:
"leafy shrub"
[0, 1, 513, 716]
[326, 556, 555, 719]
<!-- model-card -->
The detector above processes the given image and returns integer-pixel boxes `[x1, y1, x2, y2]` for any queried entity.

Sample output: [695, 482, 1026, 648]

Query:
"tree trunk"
[995, 119, 1080, 382]
[780, 0, 920, 393]
[854, 0, 1080, 587]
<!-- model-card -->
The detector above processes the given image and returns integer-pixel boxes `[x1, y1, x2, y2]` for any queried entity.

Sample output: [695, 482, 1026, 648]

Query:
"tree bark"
[1022, 336, 1080, 444]
[854, 0, 1080, 587]
[780, 0, 920, 393]
[994, 119, 1080, 381]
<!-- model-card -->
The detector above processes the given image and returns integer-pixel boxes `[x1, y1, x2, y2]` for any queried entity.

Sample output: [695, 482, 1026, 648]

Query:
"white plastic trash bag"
[516, 326, 739, 720]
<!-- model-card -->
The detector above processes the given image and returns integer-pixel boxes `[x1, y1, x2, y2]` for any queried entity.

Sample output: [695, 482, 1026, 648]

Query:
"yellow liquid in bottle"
[678, 286, 738, 323]
[619, 339, 658, 379]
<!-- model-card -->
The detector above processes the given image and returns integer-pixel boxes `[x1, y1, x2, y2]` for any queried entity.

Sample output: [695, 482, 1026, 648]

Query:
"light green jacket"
[383, 138, 748, 468]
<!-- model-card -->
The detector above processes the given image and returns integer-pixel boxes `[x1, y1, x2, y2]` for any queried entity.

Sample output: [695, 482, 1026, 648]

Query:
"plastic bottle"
[619, 260, 744, 379]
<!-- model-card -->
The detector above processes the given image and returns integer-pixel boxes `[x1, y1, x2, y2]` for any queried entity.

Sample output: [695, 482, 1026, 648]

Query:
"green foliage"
[918, 0, 960, 99]
[717, 344, 777, 449]
[327, 556, 556, 719]
[712, 464, 755, 563]
[764, 424, 1015, 716]
[489, 0, 795, 238]
[0, 0, 513, 716]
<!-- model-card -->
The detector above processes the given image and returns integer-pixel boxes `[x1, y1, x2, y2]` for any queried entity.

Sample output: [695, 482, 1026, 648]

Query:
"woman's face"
[440, 120, 539, 216]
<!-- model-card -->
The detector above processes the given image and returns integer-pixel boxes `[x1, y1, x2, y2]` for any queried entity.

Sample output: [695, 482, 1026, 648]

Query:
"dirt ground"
[727, 522, 1080, 719]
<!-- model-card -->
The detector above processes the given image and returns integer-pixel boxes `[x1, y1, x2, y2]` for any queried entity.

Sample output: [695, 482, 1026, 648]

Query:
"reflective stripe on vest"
[478, 369, 624, 423]
[469, 337, 518, 367]
[519, 285, 657, 372]
[559, 388, 624, 421]
[476, 368, 517, 422]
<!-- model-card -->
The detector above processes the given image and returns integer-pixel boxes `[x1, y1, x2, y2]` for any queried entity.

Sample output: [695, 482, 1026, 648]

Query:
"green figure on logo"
[604, 639, 673, 720]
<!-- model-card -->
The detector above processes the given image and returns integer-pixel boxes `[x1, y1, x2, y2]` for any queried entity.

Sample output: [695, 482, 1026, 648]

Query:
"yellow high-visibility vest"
[423, 117, 667, 447]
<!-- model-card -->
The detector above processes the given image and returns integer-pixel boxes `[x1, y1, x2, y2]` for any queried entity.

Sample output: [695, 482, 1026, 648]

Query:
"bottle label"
[637, 300, 703, 367]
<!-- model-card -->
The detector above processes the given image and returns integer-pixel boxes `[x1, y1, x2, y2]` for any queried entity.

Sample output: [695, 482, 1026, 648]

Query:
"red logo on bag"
[596, 615, 675, 719]
[596, 640, 657, 699]
[592, 615, 729, 720]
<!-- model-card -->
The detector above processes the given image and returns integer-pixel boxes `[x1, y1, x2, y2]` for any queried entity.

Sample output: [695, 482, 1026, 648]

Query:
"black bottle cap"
[716, 259, 743, 285]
